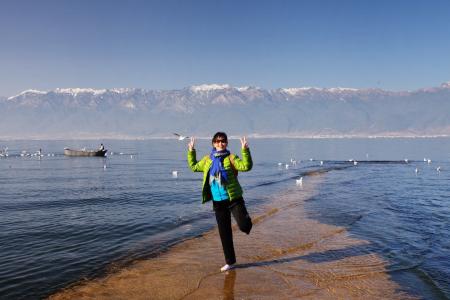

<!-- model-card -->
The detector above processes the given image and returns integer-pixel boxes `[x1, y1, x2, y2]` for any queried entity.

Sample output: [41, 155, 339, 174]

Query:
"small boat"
[64, 148, 107, 157]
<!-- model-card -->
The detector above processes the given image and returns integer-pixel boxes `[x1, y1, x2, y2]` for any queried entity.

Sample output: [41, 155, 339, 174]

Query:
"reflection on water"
[222, 270, 236, 300]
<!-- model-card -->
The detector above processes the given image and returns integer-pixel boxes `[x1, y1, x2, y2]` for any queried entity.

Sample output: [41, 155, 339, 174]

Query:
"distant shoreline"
[1, 133, 450, 141]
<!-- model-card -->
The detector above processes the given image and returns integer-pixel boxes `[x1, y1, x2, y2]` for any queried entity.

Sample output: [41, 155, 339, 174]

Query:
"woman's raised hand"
[188, 137, 196, 151]
[240, 136, 249, 149]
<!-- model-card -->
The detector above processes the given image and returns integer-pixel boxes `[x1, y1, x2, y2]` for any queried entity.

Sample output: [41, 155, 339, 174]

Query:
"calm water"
[0, 138, 449, 299]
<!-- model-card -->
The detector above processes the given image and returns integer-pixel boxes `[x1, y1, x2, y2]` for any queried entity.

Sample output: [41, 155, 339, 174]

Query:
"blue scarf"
[209, 148, 230, 184]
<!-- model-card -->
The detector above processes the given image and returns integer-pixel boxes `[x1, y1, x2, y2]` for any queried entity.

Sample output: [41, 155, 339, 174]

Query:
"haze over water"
[0, 138, 449, 299]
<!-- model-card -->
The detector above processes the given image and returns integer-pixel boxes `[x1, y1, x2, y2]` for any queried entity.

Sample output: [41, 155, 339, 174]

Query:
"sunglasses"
[214, 139, 228, 144]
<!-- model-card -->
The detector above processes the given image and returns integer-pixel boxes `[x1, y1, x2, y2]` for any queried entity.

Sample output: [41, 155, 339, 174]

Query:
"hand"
[240, 136, 249, 149]
[188, 137, 196, 151]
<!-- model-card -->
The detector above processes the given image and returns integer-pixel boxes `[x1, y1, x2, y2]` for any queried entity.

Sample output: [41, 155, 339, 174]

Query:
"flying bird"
[173, 133, 189, 140]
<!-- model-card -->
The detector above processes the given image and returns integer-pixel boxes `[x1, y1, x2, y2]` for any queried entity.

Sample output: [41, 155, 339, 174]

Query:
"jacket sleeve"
[231, 148, 253, 172]
[187, 150, 206, 172]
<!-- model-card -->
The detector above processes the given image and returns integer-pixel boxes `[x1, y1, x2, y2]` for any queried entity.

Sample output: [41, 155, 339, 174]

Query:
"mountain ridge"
[1, 83, 450, 139]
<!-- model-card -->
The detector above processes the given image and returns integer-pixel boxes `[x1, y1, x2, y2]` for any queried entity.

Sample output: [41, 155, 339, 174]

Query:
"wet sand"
[50, 172, 415, 299]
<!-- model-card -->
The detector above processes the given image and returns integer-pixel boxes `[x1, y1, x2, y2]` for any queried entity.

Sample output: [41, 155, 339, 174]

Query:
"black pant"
[213, 198, 252, 265]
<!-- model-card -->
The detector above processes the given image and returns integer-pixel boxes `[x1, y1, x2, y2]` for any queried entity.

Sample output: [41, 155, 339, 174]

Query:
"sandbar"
[50, 172, 415, 299]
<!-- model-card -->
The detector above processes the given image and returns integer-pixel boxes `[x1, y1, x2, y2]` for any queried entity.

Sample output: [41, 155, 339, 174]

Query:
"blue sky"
[1, 0, 450, 96]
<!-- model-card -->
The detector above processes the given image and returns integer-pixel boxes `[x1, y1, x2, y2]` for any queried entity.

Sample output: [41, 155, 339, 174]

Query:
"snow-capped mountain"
[1, 83, 450, 139]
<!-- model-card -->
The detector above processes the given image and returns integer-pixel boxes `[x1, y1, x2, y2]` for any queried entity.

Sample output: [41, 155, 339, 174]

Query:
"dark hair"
[212, 132, 228, 144]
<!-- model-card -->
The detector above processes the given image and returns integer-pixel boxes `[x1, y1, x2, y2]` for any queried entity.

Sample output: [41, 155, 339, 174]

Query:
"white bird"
[404, 158, 409, 163]
[427, 159, 432, 164]
[277, 162, 283, 166]
[320, 161, 324, 166]
[423, 158, 427, 162]
[296, 177, 303, 186]
[130, 155, 133, 159]
[437, 166, 441, 172]
[309, 158, 313, 161]
[415, 168, 419, 174]
[0, 147, 8, 157]
[172, 170, 178, 178]
[285, 164, 289, 169]
[354, 161, 358, 166]
[173, 133, 189, 141]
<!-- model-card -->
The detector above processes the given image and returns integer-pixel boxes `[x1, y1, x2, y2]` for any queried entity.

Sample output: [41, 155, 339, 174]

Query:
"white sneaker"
[220, 264, 234, 272]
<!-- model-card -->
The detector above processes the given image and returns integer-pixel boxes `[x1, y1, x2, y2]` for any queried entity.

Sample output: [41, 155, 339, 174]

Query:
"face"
[213, 138, 228, 151]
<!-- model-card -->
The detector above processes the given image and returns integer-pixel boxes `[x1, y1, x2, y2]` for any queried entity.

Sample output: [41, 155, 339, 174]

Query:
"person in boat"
[187, 132, 253, 272]
[98, 144, 105, 151]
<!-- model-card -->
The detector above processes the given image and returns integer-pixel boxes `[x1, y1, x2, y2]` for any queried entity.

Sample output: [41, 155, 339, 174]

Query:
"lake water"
[0, 138, 449, 299]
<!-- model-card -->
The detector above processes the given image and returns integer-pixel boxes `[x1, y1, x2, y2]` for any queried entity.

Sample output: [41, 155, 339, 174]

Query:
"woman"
[187, 132, 253, 272]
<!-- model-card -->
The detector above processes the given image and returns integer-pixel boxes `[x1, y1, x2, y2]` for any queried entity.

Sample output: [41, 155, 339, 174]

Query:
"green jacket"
[187, 148, 253, 203]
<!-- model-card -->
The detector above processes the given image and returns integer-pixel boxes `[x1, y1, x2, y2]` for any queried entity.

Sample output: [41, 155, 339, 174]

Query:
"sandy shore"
[49, 171, 415, 299]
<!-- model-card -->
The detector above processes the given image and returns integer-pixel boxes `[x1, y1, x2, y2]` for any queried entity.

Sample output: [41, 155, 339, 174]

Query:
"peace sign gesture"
[240, 136, 249, 149]
[188, 137, 196, 151]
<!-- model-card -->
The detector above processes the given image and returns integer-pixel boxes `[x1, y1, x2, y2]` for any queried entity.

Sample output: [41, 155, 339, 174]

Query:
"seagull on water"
[296, 177, 303, 186]
[173, 133, 189, 141]
[172, 170, 178, 178]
